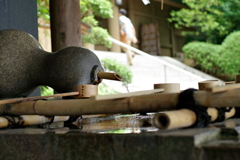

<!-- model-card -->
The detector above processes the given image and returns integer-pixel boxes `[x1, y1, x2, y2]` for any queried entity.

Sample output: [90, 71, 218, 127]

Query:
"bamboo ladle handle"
[0, 92, 80, 105]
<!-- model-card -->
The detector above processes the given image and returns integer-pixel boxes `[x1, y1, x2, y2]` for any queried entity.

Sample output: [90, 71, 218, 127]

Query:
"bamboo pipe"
[153, 109, 197, 130]
[0, 115, 69, 128]
[73, 85, 98, 98]
[0, 117, 11, 128]
[198, 80, 219, 91]
[153, 107, 236, 130]
[97, 71, 122, 81]
[21, 115, 69, 125]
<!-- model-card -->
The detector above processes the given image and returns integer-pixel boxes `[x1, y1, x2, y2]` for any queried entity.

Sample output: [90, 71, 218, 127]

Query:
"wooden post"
[108, 0, 121, 52]
[50, 0, 81, 52]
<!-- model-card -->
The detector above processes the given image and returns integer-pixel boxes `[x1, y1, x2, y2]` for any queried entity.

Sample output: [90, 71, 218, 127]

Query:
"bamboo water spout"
[97, 71, 122, 81]
[1, 89, 240, 116]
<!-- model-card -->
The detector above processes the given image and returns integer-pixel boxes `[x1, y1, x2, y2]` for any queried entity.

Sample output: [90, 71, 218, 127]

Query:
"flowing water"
[74, 114, 158, 134]
[120, 79, 130, 92]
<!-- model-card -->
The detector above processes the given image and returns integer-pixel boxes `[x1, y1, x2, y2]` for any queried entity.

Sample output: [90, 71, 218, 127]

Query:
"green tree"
[169, 0, 240, 44]
[80, 0, 113, 48]
[182, 31, 240, 80]
[37, 0, 50, 21]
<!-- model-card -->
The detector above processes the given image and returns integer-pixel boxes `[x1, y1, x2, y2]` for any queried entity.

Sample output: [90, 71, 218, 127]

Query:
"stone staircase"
[94, 50, 224, 93]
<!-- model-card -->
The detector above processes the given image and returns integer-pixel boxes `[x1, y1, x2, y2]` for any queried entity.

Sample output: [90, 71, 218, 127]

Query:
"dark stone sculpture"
[0, 29, 104, 99]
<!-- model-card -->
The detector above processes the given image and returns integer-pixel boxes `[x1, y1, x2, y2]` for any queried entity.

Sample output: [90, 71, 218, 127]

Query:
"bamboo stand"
[73, 85, 98, 98]
[153, 79, 238, 130]
[1, 88, 240, 116]
[198, 80, 219, 91]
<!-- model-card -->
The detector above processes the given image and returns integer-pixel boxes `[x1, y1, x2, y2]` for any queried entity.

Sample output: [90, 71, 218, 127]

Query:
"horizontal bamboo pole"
[0, 93, 179, 116]
[0, 115, 69, 128]
[0, 89, 240, 116]
[0, 92, 80, 105]
[194, 89, 240, 108]
[21, 115, 69, 125]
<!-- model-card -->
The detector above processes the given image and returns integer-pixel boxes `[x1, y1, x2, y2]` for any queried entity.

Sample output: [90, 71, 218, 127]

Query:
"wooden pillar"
[50, 0, 81, 52]
[108, 0, 121, 53]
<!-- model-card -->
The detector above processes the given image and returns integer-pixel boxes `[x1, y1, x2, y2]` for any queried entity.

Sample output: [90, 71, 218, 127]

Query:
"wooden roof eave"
[154, 0, 189, 9]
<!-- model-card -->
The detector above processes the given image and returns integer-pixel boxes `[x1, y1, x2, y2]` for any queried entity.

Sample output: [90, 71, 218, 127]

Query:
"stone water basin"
[0, 114, 240, 159]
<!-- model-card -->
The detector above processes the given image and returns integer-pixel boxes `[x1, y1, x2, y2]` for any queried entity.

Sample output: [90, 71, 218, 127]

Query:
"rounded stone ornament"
[0, 29, 104, 98]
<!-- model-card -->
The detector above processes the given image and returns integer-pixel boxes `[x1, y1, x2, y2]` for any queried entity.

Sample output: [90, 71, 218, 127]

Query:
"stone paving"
[94, 50, 224, 93]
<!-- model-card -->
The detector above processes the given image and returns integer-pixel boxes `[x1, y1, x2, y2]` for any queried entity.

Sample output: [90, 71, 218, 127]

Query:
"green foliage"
[40, 86, 54, 96]
[169, 0, 240, 44]
[82, 27, 112, 48]
[82, 15, 98, 27]
[218, 31, 240, 75]
[101, 58, 133, 84]
[37, 0, 50, 21]
[183, 31, 240, 79]
[80, 0, 113, 19]
[98, 83, 119, 95]
[80, 0, 113, 48]
[169, 0, 220, 33]
[183, 41, 221, 73]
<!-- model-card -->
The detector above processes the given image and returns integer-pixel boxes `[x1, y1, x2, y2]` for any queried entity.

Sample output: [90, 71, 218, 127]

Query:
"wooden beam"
[155, 0, 189, 9]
